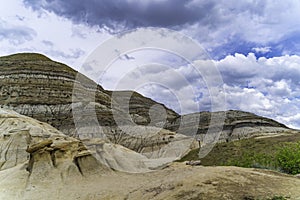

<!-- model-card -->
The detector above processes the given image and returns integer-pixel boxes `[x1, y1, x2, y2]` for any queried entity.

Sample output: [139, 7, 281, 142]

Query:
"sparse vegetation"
[277, 142, 300, 175]
[179, 132, 300, 175]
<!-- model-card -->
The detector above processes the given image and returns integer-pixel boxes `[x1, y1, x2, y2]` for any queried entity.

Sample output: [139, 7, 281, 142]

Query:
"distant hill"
[166, 110, 289, 143]
[0, 53, 193, 158]
[0, 53, 293, 146]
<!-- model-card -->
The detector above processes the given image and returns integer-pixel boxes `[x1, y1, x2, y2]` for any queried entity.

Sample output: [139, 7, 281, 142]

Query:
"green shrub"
[276, 142, 300, 175]
[179, 134, 300, 175]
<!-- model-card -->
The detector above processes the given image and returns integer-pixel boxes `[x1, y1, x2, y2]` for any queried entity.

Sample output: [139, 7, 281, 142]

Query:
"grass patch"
[179, 132, 300, 174]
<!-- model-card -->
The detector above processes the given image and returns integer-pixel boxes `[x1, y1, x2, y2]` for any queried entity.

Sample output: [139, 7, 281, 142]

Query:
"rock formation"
[0, 53, 293, 150]
[0, 53, 119, 135]
[0, 108, 111, 175]
[0, 107, 196, 174]
[166, 110, 289, 143]
[107, 90, 179, 126]
[0, 53, 192, 156]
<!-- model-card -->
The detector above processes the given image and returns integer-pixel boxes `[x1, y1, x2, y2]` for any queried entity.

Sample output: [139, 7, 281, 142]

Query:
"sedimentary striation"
[0, 53, 194, 161]
[0, 53, 293, 150]
[166, 110, 289, 143]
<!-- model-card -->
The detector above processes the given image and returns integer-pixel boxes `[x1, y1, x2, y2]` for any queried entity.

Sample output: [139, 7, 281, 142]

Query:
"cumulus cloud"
[215, 53, 300, 128]
[100, 51, 300, 128]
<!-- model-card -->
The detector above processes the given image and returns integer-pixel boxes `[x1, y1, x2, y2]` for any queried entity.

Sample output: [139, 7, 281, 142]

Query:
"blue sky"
[1, 0, 300, 128]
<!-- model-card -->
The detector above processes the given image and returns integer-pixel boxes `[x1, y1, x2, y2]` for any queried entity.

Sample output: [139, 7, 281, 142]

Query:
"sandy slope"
[1, 162, 300, 200]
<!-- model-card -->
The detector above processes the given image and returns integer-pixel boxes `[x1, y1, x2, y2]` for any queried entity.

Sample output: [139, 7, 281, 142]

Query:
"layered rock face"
[0, 53, 299, 200]
[0, 53, 122, 136]
[0, 53, 178, 131]
[0, 53, 292, 149]
[107, 90, 179, 126]
[0, 53, 194, 157]
[166, 110, 289, 143]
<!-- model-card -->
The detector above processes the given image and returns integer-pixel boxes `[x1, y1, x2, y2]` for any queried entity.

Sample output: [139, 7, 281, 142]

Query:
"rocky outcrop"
[165, 110, 289, 143]
[0, 108, 196, 174]
[0, 53, 124, 136]
[0, 53, 178, 131]
[107, 90, 179, 126]
[0, 53, 186, 153]
[0, 108, 143, 174]
[0, 53, 299, 200]
[0, 108, 110, 176]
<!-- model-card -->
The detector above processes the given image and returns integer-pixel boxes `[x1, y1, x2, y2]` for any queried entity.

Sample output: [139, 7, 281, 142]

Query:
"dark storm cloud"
[22, 0, 300, 59]
[23, 0, 216, 29]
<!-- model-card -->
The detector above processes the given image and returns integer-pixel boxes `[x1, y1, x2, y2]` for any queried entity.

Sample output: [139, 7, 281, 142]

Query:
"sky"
[1, 0, 300, 128]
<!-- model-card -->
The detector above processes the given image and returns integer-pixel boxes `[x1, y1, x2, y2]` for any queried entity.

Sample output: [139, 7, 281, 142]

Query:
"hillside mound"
[0, 53, 193, 158]
[166, 110, 290, 143]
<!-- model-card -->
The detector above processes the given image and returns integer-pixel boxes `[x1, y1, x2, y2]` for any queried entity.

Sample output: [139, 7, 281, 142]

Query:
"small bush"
[276, 142, 300, 175]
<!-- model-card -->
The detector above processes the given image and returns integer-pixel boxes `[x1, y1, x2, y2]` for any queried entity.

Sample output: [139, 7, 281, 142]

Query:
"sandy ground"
[1, 162, 300, 200]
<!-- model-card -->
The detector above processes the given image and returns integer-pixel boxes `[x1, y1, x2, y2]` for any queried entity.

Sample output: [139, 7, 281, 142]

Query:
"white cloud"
[269, 80, 292, 97]
[93, 45, 300, 128]
[276, 113, 300, 129]
[182, 0, 300, 58]
[215, 53, 300, 128]
[252, 47, 271, 54]
[18, 0, 300, 60]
